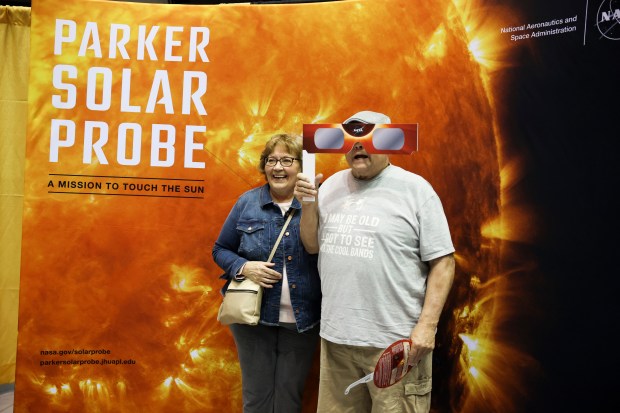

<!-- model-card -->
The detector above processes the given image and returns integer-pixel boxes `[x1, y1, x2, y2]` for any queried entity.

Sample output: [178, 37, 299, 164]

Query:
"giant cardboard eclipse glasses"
[303, 123, 418, 154]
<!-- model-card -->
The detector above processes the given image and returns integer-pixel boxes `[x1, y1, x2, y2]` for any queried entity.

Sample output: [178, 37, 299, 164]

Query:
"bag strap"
[267, 208, 296, 262]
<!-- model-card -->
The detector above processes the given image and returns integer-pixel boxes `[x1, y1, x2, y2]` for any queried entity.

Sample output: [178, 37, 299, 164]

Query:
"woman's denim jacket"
[212, 184, 321, 332]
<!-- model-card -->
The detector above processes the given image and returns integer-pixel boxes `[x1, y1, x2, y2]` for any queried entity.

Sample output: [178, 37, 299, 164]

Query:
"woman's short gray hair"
[258, 133, 303, 174]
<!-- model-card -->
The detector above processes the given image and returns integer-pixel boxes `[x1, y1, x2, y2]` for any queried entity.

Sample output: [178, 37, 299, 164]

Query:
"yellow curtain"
[0, 5, 30, 385]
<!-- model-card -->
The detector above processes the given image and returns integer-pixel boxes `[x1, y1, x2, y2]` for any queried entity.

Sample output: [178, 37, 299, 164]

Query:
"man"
[294, 111, 455, 413]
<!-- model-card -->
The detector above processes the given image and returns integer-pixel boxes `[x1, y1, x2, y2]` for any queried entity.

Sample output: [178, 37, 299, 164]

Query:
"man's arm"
[409, 253, 455, 363]
[294, 173, 322, 254]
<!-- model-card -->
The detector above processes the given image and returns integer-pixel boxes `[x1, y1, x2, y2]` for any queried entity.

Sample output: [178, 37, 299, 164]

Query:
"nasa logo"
[597, 0, 620, 40]
[343, 122, 374, 137]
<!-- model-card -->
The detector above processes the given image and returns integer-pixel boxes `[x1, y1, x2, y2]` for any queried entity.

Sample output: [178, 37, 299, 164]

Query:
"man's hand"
[408, 322, 436, 365]
[294, 173, 323, 205]
[294, 172, 323, 253]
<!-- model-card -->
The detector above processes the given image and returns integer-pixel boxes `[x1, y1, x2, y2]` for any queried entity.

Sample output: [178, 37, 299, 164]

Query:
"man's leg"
[316, 339, 373, 413]
[368, 350, 433, 413]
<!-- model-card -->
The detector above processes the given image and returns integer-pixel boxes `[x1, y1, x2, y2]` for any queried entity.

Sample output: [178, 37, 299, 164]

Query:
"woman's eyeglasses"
[264, 157, 300, 167]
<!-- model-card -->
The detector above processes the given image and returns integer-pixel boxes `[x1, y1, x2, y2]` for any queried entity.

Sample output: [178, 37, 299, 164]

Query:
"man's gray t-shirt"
[317, 165, 455, 348]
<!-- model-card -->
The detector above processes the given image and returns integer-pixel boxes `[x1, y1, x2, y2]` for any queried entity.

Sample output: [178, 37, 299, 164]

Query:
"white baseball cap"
[343, 110, 391, 124]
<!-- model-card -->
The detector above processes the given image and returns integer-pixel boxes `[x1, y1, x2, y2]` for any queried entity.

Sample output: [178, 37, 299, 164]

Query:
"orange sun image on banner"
[15, 0, 538, 412]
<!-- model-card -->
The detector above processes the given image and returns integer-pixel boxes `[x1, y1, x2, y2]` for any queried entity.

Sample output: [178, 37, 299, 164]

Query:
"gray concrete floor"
[0, 384, 14, 413]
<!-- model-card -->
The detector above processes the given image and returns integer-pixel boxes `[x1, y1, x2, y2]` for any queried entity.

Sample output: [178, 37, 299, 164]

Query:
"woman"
[212, 133, 321, 413]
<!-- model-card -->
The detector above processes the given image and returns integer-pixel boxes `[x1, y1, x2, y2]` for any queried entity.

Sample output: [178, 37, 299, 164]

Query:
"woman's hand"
[240, 261, 282, 288]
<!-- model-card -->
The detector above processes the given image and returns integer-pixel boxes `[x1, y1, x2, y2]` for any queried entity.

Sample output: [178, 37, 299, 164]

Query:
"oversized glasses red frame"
[303, 123, 418, 154]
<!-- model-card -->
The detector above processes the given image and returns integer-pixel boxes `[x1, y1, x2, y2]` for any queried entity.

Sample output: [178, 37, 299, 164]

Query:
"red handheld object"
[344, 339, 415, 395]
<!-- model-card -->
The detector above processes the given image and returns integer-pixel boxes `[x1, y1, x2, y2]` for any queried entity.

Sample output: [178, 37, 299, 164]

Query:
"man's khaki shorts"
[317, 338, 433, 413]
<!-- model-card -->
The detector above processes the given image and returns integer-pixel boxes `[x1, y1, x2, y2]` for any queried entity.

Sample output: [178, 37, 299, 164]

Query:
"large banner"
[14, 0, 619, 412]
